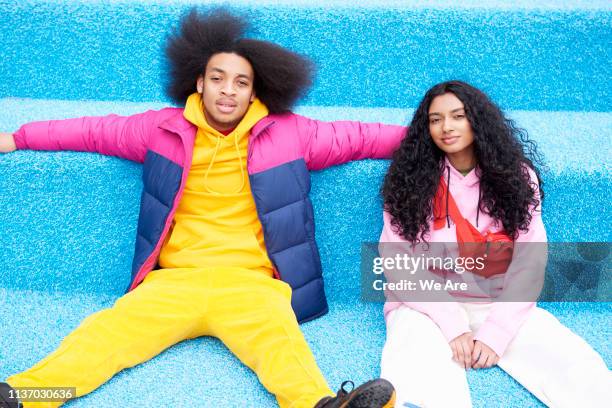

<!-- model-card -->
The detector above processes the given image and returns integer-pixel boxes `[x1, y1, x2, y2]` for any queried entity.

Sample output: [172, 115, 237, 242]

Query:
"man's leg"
[203, 268, 334, 408]
[6, 268, 209, 408]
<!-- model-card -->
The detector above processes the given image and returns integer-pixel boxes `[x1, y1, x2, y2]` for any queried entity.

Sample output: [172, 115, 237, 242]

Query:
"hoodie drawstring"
[445, 164, 481, 229]
[203, 133, 246, 195]
[233, 134, 246, 193]
[446, 165, 451, 228]
[476, 183, 481, 228]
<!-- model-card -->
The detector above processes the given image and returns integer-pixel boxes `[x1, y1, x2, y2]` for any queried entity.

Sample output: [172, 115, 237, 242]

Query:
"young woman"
[378, 81, 610, 407]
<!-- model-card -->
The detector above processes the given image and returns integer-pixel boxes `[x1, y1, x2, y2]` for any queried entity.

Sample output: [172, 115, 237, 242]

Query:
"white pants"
[380, 304, 611, 408]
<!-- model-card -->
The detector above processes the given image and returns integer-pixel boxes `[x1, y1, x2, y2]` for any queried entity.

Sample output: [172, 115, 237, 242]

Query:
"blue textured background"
[0, 1, 610, 407]
[1, 1, 611, 110]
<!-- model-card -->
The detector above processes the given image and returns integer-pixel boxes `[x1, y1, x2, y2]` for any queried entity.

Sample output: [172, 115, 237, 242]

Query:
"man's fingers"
[0, 132, 17, 153]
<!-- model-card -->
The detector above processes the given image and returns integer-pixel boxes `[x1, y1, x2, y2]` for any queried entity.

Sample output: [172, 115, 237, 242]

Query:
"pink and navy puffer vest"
[14, 108, 406, 322]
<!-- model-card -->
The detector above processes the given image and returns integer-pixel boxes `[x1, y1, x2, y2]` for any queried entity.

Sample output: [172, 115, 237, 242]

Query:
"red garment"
[433, 176, 513, 278]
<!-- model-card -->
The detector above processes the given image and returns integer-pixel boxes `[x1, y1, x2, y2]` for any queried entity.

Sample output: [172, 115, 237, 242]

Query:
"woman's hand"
[449, 332, 474, 369]
[471, 340, 499, 369]
[0, 132, 16, 153]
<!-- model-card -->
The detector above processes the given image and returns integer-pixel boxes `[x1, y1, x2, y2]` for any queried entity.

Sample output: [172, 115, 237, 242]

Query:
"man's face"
[197, 52, 255, 132]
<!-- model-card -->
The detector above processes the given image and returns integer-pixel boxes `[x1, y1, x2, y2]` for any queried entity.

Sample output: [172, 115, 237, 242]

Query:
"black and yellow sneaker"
[314, 379, 396, 408]
[0, 383, 22, 408]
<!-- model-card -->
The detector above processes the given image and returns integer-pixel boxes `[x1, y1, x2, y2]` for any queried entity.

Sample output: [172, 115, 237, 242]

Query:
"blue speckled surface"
[0, 1, 611, 110]
[0, 100, 610, 407]
[0, 1, 610, 407]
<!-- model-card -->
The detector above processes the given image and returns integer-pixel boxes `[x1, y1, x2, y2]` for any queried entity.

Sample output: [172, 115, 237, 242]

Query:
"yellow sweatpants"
[7, 267, 334, 408]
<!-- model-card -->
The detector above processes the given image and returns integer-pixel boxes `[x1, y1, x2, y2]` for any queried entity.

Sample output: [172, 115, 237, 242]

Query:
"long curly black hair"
[382, 80, 545, 243]
[165, 8, 314, 113]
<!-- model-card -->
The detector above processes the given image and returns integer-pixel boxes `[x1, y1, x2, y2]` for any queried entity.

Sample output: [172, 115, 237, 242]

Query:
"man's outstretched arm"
[0, 110, 161, 163]
[297, 114, 407, 171]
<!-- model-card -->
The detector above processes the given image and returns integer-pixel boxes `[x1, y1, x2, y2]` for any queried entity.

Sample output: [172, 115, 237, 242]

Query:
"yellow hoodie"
[158, 93, 274, 276]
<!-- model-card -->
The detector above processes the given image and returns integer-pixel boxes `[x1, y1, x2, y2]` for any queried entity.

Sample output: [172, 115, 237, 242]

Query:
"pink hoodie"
[380, 157, 547, 357]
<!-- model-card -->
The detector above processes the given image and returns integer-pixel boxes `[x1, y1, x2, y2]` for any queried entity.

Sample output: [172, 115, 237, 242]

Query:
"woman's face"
[428, 92, 475, 160]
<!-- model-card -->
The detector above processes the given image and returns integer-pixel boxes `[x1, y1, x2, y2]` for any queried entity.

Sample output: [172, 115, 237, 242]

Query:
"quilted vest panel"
[129, 150, 183, 284]
[250, 158, 328, 323]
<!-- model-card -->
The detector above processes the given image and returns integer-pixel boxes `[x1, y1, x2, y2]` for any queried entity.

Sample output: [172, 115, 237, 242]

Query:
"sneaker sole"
[0, 383, 21, 408]
[341, 379, 396, 408]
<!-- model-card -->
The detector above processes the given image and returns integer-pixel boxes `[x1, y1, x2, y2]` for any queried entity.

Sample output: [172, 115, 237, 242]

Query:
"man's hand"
[0, 132, 17, 153]
[449, 332, 474, 369]
[471, 340, 499, 369]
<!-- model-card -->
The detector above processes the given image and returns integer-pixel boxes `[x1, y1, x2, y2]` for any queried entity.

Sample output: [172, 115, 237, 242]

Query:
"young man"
[0, 9, 405, 408]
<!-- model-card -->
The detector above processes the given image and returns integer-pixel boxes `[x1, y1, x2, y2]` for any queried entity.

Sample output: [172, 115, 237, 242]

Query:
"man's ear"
[196, 75, 204, 94]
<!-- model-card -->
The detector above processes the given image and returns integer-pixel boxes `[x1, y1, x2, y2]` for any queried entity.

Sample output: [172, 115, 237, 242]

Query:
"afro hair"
[165, 8, 315, 113]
